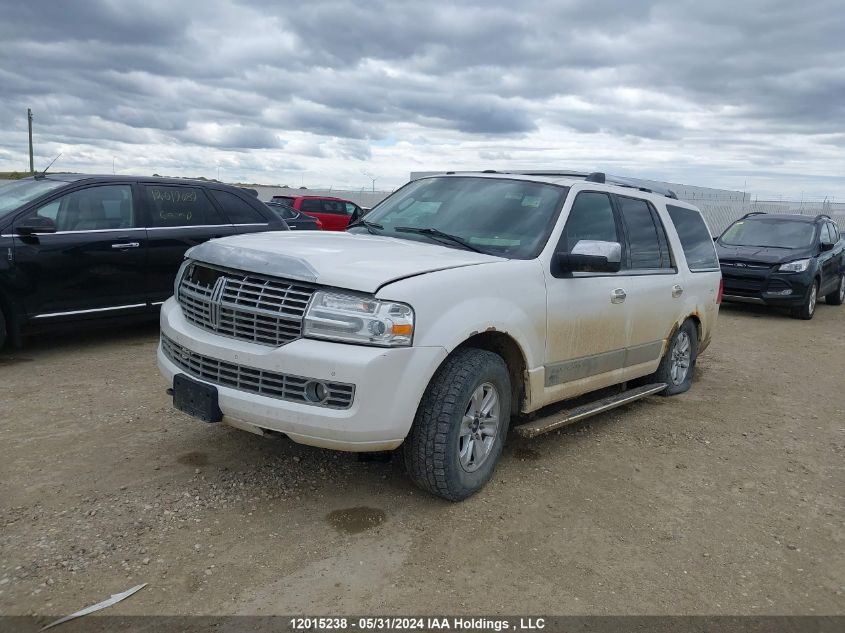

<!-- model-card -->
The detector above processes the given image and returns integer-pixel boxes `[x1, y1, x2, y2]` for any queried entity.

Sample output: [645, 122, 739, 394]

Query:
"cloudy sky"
[0, 0, 842, 199]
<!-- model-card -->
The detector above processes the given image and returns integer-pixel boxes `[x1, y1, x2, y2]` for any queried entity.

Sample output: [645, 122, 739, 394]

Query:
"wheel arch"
[663, 312, 703, 357]
[454, 330, 528, 416]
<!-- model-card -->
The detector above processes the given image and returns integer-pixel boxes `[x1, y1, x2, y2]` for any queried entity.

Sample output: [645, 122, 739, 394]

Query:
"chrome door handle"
[111, 242, 140, 249]
[611, 288, 627, 304]
[672, 284, 684, 298]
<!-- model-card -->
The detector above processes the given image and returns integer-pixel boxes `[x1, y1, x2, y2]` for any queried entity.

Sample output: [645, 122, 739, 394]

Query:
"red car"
[270, 195, 364, 231]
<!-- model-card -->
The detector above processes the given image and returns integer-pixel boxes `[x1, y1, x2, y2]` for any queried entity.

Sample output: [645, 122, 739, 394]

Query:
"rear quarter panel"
[655, 200, 721, 351]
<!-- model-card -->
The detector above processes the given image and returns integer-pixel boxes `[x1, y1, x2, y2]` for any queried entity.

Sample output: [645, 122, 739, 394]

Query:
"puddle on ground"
[326, 507, 386, 534]
[177, 451, 209, 466]
[511, 446, 542, 461]
[0, 357, 33, 366]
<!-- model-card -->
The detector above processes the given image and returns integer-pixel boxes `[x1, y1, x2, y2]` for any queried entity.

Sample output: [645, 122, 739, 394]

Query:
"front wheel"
[825, 273, 845, 306]
[653, 319, 698, 396]
[791, 280, 818, 319]
[403, 348, 511, 501]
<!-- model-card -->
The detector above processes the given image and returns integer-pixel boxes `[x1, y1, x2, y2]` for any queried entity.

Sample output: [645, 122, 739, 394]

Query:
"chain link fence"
[695, 200, 845, 235]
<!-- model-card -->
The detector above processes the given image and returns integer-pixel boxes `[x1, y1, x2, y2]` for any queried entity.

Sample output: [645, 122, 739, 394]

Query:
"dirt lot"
[1, 303, 843, 617]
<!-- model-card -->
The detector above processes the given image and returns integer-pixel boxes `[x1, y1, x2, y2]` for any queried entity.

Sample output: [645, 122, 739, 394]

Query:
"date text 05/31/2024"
[289, 617, 546, 631]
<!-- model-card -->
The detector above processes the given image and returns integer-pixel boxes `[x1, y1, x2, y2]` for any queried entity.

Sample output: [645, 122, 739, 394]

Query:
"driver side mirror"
[820, 241, 834, 252]
[16, 216, 57, 235]
[553, 240, 622, 276]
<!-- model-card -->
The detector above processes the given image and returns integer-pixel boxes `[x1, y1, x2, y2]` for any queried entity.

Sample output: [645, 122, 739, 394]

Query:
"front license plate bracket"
[173, 374, 223, 423]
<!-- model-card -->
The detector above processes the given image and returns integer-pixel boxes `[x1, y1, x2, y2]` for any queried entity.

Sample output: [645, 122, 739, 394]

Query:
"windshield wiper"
[393, 226, 488, 254]
[347, 218, 384, 234]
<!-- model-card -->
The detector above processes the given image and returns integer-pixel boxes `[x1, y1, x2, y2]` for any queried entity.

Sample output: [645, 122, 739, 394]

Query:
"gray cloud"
[0, 0, 842, 196]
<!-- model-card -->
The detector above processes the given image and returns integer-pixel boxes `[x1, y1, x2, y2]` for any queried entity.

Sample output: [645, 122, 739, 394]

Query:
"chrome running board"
[514, 383, 667, 438]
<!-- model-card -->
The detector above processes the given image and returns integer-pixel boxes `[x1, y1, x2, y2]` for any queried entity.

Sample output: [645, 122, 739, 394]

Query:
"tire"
[653, 319, 698, 396]
[825, 273, 845, 306]
[791, 280, 818, 320]
[403, 348, 511, 501]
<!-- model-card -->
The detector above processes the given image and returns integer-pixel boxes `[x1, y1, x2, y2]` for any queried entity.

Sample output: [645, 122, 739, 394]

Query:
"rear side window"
[667, 205, 719, 271]
[321, 200, 348, 215]
[210, 190, 267, 224]
[560, 192, 618, 251]
[144, 185, 224, 227]
[300, 199, 322, 212]
[617, 196, 672, 269]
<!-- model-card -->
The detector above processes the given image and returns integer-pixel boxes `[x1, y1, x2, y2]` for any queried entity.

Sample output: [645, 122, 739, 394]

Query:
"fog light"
[770, 289, 793, 296]
[304, 380, 329, 403]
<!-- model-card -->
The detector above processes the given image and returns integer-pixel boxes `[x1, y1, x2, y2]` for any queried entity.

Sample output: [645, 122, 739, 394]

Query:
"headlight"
[778, 259, 810, 273]
[303, 291, 414, 347]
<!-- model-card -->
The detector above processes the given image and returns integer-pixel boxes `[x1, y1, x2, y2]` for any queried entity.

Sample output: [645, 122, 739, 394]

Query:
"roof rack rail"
[437, 170, 680, 199]
[601, 175, 679, 199]
[741, 211, 767, 219]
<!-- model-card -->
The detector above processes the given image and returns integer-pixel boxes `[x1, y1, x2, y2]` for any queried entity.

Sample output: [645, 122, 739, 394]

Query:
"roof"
[29, 173, 236, 187]
[741, 213, 824, 223]
[270, 193, 356, 202]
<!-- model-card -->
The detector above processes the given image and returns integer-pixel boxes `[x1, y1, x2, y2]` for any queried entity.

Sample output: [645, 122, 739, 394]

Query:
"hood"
[186, 231, 503, 293]
[716, 243, 813, 266]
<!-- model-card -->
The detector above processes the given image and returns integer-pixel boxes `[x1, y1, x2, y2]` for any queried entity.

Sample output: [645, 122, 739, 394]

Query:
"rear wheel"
[791, 280, 818, 319]
[653, 320, 698, 396]
[403, 348, 511, 501]
[825, 273, 845, 306]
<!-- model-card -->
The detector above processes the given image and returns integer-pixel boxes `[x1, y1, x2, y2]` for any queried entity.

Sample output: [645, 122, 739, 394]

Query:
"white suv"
[158, 172, 721, 500]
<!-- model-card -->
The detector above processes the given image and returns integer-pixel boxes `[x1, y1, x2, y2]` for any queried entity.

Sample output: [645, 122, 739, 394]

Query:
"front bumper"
[158, 297, 448, 451]
[721, 265, 813, 306]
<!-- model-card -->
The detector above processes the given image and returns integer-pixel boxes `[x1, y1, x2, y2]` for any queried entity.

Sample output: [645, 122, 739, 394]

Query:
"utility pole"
[27, 108, 34, 174]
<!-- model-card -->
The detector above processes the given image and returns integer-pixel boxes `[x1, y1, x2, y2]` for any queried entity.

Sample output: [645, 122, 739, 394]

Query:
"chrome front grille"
[161, 335, 355, 409]
[177, 263, 315, 346]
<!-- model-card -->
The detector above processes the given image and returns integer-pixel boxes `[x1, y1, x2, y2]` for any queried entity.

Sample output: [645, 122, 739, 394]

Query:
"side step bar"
[514, 383, 667, 439]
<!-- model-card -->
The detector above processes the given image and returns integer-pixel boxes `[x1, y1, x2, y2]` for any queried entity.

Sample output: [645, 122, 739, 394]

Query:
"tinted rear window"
[300, 199, 322, 212]
[143, 185, 224, 227]
[618, 196, 672, 269]
[667, 205, 719, 271]
[210, 190, 267, 224]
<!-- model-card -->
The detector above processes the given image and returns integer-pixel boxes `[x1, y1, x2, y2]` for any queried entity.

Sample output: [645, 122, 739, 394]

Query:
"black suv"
[716, 212, 845, 319]
[0, 174, 288, 346]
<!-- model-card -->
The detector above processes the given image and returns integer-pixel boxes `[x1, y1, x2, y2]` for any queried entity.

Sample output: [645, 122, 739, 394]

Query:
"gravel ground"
[0, 302, 843, 617]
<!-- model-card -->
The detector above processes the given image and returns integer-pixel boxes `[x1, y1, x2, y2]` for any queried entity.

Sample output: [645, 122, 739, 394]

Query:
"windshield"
[349, 176, 568, 258]
[0, 178, 66, 218]
[720, 218, 816, 249]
